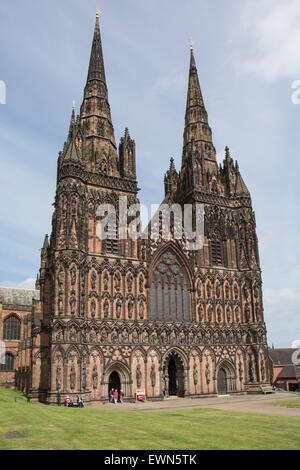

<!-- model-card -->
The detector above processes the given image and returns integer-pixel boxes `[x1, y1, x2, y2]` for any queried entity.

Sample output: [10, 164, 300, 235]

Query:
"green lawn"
[0, 389, 300, 450]
[271, 399, 300, 408]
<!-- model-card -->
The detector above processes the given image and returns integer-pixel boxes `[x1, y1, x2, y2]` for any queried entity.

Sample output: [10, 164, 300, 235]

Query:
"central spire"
[79, 14, 119, 176]
[182, 46, 216, 168]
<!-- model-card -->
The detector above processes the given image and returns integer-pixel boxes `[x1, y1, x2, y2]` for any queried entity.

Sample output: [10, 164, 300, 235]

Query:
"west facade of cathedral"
[0, 17, 270, 403]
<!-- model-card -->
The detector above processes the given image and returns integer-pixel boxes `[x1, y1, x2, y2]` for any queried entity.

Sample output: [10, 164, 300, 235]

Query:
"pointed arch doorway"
[108, 371, 121, 399]
[163, 352, 185, 397]
[217, 368, 227, 395]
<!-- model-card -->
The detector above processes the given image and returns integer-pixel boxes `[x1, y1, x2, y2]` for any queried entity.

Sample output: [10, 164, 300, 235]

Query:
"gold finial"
[96, 6, 102, 18]
[72, 100, 76, 110]
[190, 38, 194, 50]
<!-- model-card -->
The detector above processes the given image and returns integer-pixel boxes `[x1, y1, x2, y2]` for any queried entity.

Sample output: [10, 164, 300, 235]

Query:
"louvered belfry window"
[210, 239, 223, 266]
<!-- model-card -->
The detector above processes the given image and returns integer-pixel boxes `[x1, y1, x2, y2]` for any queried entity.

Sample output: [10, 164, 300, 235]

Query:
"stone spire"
[182, 46, 216, 167]
[79, 15, 119, 176]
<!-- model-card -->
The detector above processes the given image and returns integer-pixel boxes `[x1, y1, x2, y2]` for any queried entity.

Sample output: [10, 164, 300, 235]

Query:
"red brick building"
[268, 348, 300, 391]
[1, 15, 271, 403]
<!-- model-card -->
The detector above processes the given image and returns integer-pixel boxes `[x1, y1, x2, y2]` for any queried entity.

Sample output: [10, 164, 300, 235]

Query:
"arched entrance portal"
[163, 352, 185, 397]
[108, 371, 121, 399]
[217, 368, 227, 395]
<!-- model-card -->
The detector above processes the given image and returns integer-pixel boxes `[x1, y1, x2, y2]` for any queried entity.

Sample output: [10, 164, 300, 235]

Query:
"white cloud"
[151, 70, 186, 97]
[263, 287, 300, 307]
[240, 0, 300, 81]
[0, 278, 36, 290]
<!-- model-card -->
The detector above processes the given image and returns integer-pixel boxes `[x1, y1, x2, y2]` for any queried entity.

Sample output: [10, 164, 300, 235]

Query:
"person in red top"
[113, 390, 118, 404]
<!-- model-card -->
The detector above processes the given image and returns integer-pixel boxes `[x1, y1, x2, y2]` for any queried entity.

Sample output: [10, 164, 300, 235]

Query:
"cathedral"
[0, 15, 270, 403]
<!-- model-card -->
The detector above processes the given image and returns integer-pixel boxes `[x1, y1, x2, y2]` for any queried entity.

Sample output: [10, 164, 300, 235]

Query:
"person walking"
[109, 388, 114, 403]
[113, 389, 118, 404]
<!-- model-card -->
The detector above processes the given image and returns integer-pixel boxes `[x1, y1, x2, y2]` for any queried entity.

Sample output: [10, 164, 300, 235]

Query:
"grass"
[0, 389, 300, 450]
[271, 399, 300, 408]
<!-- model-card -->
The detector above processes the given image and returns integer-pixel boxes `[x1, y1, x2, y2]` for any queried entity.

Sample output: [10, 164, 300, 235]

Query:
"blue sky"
[0, 0, 299, 348]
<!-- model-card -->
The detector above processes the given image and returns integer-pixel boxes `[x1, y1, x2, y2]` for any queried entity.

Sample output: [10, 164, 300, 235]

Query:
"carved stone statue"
[56, 363, 62, 391]
[150, 363, 156, 388]
[114, 272, 121, 291]
[127, 273, 133, 292]
[70, 266, 77, 286]
[70, 294, 76, 315]
[70, 365, 76, 390]
[92, 365, 98, 390]
[103, 272, 109, 291]
[116, 301, 122, 319]
[139, 275, 144, 293]
[139, 301, 144, 319]
[91, 299, 96, 317]
[128, 301, 133, 319]
[136, 364, 142, 388]
[91, 271, 97, 290]
[193, 361, 198, 386]
[104, 300, 109, 318]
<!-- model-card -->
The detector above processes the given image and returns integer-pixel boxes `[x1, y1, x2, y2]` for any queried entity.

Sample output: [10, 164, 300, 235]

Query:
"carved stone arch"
[216, 358, 237, 394]
[161, 348, 188, 397]
[103, 361, 131, 398]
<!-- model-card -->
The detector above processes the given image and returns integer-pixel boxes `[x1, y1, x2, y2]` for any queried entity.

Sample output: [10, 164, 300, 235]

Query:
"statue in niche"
[56, 363, 62, 391]
[193, 361, 198, 386]
[103, 300, 109, 318]
[114, 272, 121, 291]
[103, 272, 109, 291]
[132, 329, 139, 344]
[225, 284, 230, 299]
[205, 361, 210, 385]
[235, 307, 240, 323]
[111, 329, 118, 343]
[142, 330, 149, 343]
[56, 328, 63, 342]
[234, 284, 239, 300]
[127, 273, 133, 292]
[217, 307, 222, 323]
[136, 364, 142, 388]
[245, 303, 251, 322]
[206, 282, 211, 298]
[215, 283, 220, 298]
[70, 266, 77, 286]
[91, 272, 97, 290]
[82, 364, 87, 390]
[207, 305, 213, 322]
[243, 284, 250, 300]
[70, 326, 77, 342]
[197, 282, 202, 297]
[226, 308, 231, 323]
[58, 267, 64, 287]
[92, 365, 98, 390]
[91, 299, 96, 317]
[116, 301, 122, 319]
[139, 302, 144, 319]
[122, 329, 128, 343]
[70, 294, 76, 315]
[128, 301, 133, 319]
[70, 365, 76, 390]
[58, 292, 63, 314]
[150, 363, 156, 388]
[139, 275, 144, 293]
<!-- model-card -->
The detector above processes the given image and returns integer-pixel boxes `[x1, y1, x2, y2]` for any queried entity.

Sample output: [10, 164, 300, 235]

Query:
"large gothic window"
[150, 250, 190, 322]
[3, 315, 21, 340]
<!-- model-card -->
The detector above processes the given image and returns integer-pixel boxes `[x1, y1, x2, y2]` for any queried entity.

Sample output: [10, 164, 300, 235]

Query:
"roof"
[269, 348, 298, 366]
[277, 365, 300, 380]
[0, 287, 40, 306]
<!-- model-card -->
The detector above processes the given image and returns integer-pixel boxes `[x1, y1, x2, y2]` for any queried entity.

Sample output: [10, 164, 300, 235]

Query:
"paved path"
[88, 393, 300, 417]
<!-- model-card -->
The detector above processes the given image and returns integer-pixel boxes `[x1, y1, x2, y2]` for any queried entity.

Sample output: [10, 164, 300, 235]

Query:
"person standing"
[113, 389, 118, 404]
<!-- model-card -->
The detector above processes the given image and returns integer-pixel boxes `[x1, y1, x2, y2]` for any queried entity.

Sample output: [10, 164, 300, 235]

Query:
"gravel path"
[88, 392, 300, 416]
